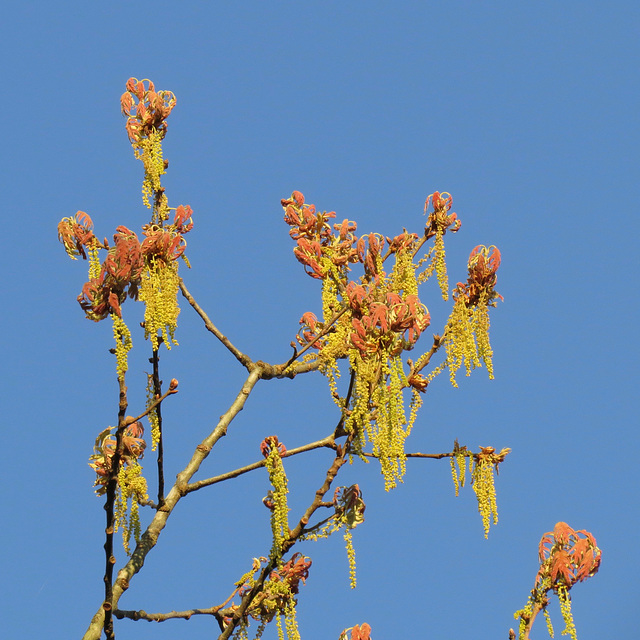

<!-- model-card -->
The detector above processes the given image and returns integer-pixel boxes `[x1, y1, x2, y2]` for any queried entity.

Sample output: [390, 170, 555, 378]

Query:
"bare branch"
[115, 606, 221, 623]
[179, 278, 254, 370]
[123, 386, 178, 427]
[184, 434, 336, 494]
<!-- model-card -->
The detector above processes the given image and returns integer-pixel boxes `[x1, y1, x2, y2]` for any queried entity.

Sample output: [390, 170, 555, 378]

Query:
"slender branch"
[362, 450, 455, 460]
[179, 278, 254, 370]
[184, 434, 336, 494]
[409, 332, 444, 377]
[114, 606, 221, 623]
[257, 357, 321, 380]
[123, 386, 178, 427]
[151, 348, 165, 507]
[102, 373, 129, 640]
[83, 368, 262, 640]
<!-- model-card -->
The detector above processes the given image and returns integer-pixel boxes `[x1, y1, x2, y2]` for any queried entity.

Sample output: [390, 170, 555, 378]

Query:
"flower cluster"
[514, 523, 601, 640]
[444, 245, 502, 386]
[471, 445, 510, 538]
[229, 553, 312, 640]
[423, 191, 461, 299]
[88, 421, 147, 494]
[283, 191, 447, 489]
[89, 421, 148, 555]
[455, 244, 502, 307]
[120, 77, 176, 146]
[57, 211, 103, 262]
[282, 191, 360, 280]
[536, 522, 601, 590]
[59, 79, 193, 367]
[301, 485, 366, 589]
[448, 442, 510, 537]
[60, 205, 194, 323]
[120, 78, 177, 211]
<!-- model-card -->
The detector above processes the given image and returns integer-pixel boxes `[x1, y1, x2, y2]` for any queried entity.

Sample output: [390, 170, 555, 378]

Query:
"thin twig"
[114, 606, 221, 622]
[184, 434, 336, 494]
[123, 386, 178, 427]
[179, 278, 253, 370]
[102, 373, 130, 640]
[285, 305, 349, 367]
[151, 349, 165, 507]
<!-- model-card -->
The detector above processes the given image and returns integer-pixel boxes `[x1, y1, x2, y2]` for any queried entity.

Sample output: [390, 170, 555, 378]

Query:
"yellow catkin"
[450, 456, 460, 496]
[557, 586, 577, 640]
[514, 597, 535, 639]
[473, 304, 495, 379]
[472, 458, 498, 538]
[344, 529, 357, 589]
[544, 608, 555, 638]
[233, 620, 249, 640]
[115, 462, 149, 555]
[444, 297, 481, 387]
[284, 599, 301, 640]
[320, 261, 339, 319]
[139, 260, 180, 351]
[265, 447, 289, 562]
[111, 314, 133, 380]
[416, 246, 436, 284]
[134, 130, 166, 209]
[457, 450, 467, 489]
[276, 612, 285, 640]
[434, 231, 449, 300]
[87, 244, 102, 281]
[391, 247, 419, 296]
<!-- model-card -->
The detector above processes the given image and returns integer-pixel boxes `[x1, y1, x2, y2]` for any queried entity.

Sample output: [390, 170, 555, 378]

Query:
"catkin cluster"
[139, 260, 180, 351]
[114, 461, 149, 555]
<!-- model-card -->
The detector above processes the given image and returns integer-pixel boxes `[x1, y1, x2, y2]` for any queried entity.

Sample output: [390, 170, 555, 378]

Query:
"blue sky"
[1, 2, 638, 639]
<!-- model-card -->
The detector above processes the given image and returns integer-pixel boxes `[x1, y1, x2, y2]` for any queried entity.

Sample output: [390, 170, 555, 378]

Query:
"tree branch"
[179, 278, 254, 370]
[114, 606, 221, 623]
[150, 348, 166, 507]
[83, 368, 262, 640]
[184, 434, 336, 494]
[217, 432, 354, 639]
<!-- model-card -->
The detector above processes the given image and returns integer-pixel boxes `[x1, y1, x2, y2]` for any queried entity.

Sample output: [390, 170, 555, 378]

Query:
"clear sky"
[1, 2, 638, 639]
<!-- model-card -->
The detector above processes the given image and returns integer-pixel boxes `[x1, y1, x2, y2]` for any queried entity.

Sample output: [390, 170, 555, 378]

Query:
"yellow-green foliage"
[114, 461, 148, 555]
[139, 260, 180, 351]
[111, 314, 133, 380]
